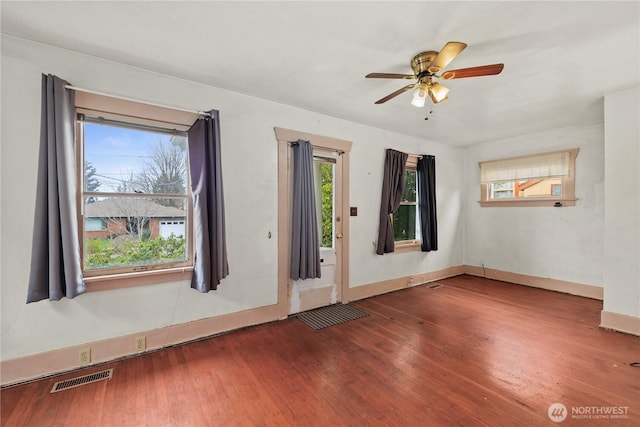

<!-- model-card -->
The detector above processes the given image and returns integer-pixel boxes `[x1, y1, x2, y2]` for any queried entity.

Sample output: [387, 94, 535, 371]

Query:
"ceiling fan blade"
[366, 73, 415, 79]
[441, 63, 504, 80]
[374, 84, 415, 104]
[428, 41, 467, 73]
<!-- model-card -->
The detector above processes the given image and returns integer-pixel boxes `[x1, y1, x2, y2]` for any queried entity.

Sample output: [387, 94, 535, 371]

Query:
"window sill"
[84, 267, 193, 292]
[479, 198, 576, 208]
[394, 240, 421, 253]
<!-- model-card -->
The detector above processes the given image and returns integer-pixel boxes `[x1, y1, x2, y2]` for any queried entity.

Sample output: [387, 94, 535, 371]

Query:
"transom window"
[479, 148, 579, 207]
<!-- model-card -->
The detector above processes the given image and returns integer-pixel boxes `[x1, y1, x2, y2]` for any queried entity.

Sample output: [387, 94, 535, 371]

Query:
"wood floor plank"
[2, 275, 638, 426]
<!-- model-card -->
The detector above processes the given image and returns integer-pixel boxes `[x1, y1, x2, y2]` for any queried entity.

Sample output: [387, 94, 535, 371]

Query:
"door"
[275, 128, 352, 317]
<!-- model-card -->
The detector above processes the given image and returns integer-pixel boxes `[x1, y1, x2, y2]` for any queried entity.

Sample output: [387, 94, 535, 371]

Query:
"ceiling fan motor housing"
[411, 51, 439, 78]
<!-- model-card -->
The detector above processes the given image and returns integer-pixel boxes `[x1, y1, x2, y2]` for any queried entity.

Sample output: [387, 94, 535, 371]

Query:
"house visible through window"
[75, 92, 197, 277]
[479, 148, 579, 207]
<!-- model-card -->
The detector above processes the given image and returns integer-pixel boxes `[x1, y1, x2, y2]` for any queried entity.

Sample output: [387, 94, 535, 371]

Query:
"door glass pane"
[314, 160, 335, 248]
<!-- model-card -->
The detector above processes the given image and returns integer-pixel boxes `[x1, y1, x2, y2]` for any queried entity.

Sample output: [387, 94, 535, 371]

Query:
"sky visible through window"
[84, 123, 174, 193]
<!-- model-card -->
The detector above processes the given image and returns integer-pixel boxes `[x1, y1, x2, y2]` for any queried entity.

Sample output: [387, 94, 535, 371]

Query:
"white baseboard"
[0, 303, 282, 387]
[600, 310, 640, 336]
[462, 265, 603, 300]
[345, 265, 464, 302]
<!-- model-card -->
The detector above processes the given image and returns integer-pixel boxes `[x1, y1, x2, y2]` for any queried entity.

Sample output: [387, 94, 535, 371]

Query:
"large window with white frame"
[75, 92, 198, 278]
[479, 148, 579, 207]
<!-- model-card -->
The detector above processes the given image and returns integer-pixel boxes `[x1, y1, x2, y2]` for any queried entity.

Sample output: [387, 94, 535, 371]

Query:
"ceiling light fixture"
[428, 82, 449, 104]
[410, 82, 429, 107]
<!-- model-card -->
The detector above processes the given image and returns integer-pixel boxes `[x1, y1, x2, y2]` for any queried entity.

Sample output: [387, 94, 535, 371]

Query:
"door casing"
[274, 127, 352, 318]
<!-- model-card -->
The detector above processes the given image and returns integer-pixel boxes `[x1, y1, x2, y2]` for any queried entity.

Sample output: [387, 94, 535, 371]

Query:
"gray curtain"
[376, 149, 408, 255]
[417, 155, 438, 252]
[188, 110, 229, 292]
[27, 74, 86, 303]
[290, 140, 321, 280]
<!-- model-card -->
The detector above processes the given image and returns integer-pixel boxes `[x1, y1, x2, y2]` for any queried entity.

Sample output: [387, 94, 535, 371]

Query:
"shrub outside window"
[479, 148, 579, 207]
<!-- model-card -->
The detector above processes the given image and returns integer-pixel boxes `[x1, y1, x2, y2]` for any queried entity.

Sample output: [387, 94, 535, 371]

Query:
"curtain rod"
[64, 85, 211, 117]
[386, 148, 424, 159]
[289, 140, 344, 155]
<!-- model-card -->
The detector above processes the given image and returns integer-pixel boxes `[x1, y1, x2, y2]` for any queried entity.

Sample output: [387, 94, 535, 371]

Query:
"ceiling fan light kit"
[366, 41, 504, 111]
[411, 83, 429, 107]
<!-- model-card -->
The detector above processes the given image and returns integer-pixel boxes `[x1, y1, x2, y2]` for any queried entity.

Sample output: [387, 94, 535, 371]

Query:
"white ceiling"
[1, 1, 638, 146]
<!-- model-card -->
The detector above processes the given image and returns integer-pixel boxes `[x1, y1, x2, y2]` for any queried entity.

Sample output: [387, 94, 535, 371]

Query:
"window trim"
[394, 154, 421, 252]
[75, 92, 198, 291]
[479, 148, 579, 207]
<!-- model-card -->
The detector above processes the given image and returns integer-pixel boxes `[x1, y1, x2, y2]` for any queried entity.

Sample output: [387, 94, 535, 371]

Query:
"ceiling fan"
[366, 41, 504, 107]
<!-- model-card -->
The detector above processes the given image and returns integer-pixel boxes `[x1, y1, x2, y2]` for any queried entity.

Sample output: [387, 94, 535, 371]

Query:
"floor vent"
[296, 304, 368, 330]
[427, 284, 444, 290]
[50, 369, 113, 393]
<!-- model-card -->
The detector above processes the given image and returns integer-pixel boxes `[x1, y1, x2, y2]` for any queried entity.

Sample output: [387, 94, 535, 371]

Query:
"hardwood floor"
[2, 275, 639, 426]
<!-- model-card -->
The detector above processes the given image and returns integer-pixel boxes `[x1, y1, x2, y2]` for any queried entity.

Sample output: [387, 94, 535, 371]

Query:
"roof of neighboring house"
[84, 198, 186, 218]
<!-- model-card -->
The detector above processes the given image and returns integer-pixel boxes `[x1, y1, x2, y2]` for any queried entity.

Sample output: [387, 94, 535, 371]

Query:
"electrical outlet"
[409, 276, 414, 284]
[78, 348, 91, 365]
[135, 336, 146, 352]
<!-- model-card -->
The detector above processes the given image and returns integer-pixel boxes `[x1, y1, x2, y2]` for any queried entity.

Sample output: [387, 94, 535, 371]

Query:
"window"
[75, 91, 199, 282]
[393, 155, 420, 251]
[479, 148, 579, 207]
[314, 158, 335, 249]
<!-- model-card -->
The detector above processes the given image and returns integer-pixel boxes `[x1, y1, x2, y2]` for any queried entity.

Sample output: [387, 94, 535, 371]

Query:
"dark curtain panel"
[290, 140, 321, 280]
[376, 149, 408, 255]
[27, 74, 86, 303]
[188, 110, 229, 292]
[417, 155, 438, 251]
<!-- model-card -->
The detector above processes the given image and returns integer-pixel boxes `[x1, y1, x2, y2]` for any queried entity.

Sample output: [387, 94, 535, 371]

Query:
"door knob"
[336, 233, 343, 239]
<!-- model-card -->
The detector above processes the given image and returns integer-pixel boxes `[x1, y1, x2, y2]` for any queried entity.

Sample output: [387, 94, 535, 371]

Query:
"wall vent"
[50, 369, 113, 393]
[426, 284, 443, 290]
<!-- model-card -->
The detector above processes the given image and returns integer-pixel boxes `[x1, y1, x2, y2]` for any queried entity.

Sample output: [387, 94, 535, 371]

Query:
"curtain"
[376, 149, 408, 255]
[27, 74, 86, 303]
[417, 155, 438, 252]
[188, 110, 229, 292]
[290, 140, 321, 280]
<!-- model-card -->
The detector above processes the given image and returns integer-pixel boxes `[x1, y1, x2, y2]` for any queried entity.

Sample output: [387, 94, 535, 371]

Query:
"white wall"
[463, 125, 605, 287]
[603, 87, 640, 319]
[0, 36, 463, 363]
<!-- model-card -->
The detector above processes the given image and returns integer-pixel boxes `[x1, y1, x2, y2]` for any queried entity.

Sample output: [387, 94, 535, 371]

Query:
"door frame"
[274, 127, 352, 318]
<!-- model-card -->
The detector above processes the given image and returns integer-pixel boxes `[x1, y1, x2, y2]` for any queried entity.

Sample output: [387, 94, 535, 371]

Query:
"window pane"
[314, 160, 334, 249]
[489, 178, 563, 200]
[393, 204, 417, 241]
[402, 169, 417, 202]
[83, 196, 187, 271]
[83, 122, 187, 195]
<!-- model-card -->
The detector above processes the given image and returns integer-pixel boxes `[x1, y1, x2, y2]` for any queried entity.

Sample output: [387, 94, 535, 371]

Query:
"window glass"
[80, 118, 190, 274]
[488, 178, 563, 200]
[394, 168, 418, 242]
[314, 159, 335, 249]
